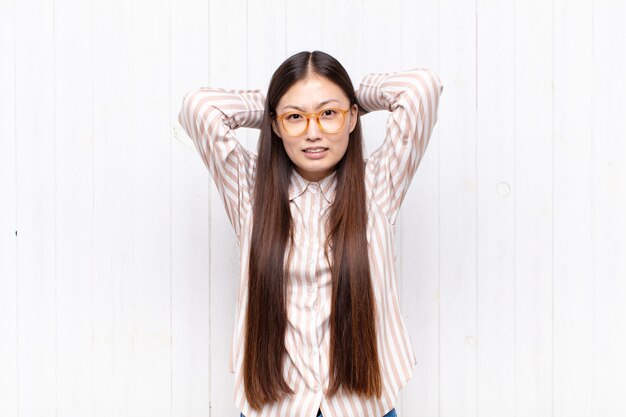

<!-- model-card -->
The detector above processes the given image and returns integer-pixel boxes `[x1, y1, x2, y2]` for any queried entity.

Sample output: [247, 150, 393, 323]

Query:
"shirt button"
[308, 285, 315, 293]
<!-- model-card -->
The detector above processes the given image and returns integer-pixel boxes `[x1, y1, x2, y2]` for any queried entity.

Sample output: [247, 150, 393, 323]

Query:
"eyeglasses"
[275, 107, 351, 136]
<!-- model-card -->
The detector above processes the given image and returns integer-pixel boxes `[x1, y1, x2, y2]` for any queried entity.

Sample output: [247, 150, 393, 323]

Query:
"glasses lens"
[282, 112, 307, 136]
[319, 109, 345, 133]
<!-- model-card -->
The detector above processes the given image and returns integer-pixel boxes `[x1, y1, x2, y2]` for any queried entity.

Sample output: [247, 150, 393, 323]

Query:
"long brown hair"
[244, 50, 381, 410]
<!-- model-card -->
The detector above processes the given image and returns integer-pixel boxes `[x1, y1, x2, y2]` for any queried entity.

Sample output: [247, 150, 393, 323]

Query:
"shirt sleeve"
[177, 87, 265, 239]
[357, 68, 444, 225]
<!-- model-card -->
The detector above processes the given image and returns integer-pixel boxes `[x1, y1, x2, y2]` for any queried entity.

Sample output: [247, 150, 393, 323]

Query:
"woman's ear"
[349, 103, 358, 133]
[271, 119, 282, 138]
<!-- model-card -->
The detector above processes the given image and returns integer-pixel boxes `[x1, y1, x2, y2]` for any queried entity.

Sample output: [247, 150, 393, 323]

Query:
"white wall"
[1, 0, 625, 416]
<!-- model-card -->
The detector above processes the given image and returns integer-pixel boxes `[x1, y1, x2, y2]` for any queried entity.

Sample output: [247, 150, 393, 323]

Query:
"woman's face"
[272, 74, 358, 182]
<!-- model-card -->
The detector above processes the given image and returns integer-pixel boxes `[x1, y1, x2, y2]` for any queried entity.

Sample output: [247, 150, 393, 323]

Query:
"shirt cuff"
[225, 89, 266, 130]
[356, 72, 396, 113]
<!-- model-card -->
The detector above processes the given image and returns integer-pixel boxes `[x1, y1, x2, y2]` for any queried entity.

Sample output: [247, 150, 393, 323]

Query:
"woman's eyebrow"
[283, 99, 341, 111]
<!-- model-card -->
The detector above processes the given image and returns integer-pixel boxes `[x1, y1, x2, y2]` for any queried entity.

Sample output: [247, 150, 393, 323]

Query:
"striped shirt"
[178, 67, 443, 417]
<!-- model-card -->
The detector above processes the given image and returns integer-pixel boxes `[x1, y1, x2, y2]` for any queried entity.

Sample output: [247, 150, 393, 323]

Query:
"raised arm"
[177, 87, 265, 239]
[357, 68, 444, 225]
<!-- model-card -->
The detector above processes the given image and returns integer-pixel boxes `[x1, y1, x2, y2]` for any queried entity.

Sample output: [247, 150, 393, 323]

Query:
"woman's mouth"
[303, 147, 328, 154]
[303, 147, 329, 159]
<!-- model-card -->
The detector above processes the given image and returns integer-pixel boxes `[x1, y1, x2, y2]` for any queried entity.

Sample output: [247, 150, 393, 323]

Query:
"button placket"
[308, 193, 319, 267]
[306, 181, 323, 385]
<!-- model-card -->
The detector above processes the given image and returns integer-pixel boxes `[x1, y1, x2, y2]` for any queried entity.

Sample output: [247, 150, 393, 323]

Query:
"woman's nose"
[305, 116, 322, 139]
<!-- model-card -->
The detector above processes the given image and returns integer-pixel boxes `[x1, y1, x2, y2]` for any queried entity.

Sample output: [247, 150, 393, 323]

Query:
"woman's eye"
[286, 113, 302, 120]
[322, 109, 336, 117]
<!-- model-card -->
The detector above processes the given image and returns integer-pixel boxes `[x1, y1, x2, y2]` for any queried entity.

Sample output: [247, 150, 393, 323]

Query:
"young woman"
[178, 50, 443, 417]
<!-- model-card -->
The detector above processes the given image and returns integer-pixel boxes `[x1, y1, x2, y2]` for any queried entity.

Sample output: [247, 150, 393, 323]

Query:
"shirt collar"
[288, 169, 337, 204]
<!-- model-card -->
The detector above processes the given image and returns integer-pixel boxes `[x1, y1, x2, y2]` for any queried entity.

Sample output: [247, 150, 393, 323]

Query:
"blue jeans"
[240, 406, 397, 417]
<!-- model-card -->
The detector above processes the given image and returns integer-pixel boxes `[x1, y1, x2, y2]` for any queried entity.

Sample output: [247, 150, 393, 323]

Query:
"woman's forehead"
[277, 75, 349, 111]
